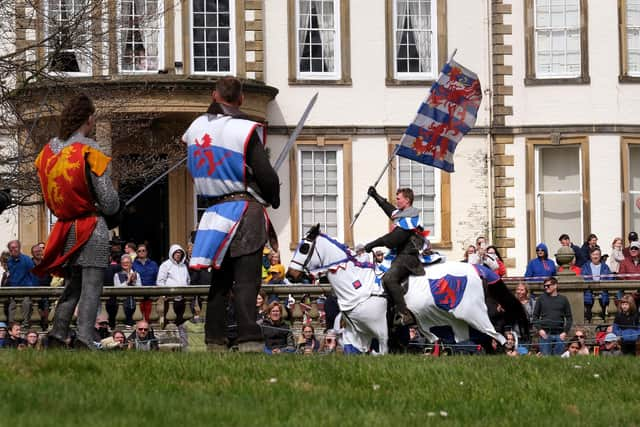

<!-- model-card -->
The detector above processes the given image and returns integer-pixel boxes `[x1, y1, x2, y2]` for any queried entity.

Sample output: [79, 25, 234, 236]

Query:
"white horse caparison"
[286, 225, 506, 355]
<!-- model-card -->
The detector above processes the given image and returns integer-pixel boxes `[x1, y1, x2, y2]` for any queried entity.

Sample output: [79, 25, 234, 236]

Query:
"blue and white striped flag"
[396, 59, 482, 172]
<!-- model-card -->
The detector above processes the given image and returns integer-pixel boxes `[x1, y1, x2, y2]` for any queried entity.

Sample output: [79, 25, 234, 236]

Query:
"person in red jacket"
[619, 241, 640, 280]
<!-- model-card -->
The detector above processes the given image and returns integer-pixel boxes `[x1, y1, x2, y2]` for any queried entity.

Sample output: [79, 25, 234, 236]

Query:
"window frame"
[385, 0, 447, 86]
[43, 0, 94, 77]
[116, 0, 165, 74]
[387, 140, 451, 248]
[619, 0, 640, 82]
[621, 137, 640, 236]
[524, 0, 590, 85]
[526, 136, 590, 259]
[287, 0, 351, 85]
[189, 0, 237, 76]
[289, 137, 353, 249]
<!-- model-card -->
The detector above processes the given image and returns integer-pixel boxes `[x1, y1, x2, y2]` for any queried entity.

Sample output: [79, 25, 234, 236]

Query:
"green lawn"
[0, 352, 638, 427]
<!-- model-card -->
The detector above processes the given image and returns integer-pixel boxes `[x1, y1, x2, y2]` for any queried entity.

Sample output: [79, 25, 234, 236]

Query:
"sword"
[124, 93, 318, 206]
[272, 92, 318, 171]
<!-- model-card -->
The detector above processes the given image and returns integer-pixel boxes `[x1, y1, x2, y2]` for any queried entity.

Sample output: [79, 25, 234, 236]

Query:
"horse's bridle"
[290, 235, 318, 273]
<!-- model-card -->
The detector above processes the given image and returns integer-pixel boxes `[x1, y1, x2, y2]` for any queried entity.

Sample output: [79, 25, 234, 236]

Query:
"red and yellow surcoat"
[33, 142, 111, 276]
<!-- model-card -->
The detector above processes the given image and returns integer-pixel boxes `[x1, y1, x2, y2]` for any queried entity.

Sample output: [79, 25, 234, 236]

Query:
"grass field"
[0, 352, 638, 427]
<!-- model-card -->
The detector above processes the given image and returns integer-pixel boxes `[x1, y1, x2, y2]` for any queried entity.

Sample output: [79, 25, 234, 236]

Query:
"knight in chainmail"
[33, 94, 120, 348]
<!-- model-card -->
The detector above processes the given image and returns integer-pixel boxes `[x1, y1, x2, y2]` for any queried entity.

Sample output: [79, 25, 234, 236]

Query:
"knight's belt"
[201, 192, 258, 206]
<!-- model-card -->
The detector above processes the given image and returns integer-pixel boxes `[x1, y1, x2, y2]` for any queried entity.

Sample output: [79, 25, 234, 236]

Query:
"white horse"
[286, 225, 522, 355]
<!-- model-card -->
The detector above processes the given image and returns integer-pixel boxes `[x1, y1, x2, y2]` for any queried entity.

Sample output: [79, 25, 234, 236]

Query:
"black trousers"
[205, 248, 262, 345]
[382, 254, 424, 312]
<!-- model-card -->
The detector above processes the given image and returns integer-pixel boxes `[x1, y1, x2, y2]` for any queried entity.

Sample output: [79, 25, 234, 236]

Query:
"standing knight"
[34, 94, 120, 348]
[183, 77, 280, 352]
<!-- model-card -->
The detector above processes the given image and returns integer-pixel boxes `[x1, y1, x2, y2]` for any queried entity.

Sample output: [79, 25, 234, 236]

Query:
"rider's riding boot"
[397, 308, 417, 326]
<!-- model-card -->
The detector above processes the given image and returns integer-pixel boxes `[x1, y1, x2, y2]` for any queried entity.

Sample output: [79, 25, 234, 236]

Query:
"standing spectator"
[532, 277, 573, 356]
[485, 246, 506, 276]
[6, 240, 35, 326]
[124, 242, 137, 261]
[127, 320, 158, 351]
[373, 249, 385, 265]
[612, 294, 640, 355]
[114, 254, 141, 326]
[557, 254, 581, 275]
[515, 283, 535, 340]
[582, 247, 614, 320]
[524, 243, 556, 279]
[608, 237, 626, 274]
[558, 234, 587, 268]
[623, 231, 639, 258]
[0, 322, 7, 347]
[104, 252, 121, 329]
[579, 234, 599, 265]
[262, 302, 295, 354]
[133, 243, 159, 321]
[462, 245, 476, 263]
[30, 244, 51, 331]
[0, 251, 9, 286]
[4, 322, 26, 349]
[157, 244, 190, 325]
[618, 241, 640, 280]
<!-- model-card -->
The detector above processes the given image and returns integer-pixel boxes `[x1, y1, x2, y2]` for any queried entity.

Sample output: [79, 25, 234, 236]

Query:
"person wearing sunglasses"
[127, 320, 158, 351]
[573, 329, 590, 355]
[532, 277, 573, 356]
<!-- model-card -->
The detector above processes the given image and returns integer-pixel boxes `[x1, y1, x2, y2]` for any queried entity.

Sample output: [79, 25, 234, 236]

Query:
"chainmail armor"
[48, 134, 119, 268]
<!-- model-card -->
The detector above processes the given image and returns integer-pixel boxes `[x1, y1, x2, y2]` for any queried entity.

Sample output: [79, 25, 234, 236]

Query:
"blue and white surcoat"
[183, 114, 268, 269]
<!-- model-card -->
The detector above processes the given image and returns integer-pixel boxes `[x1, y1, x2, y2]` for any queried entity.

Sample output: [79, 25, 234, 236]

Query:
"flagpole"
[448, 48, 457, 63]
[350, 144, 401, 227]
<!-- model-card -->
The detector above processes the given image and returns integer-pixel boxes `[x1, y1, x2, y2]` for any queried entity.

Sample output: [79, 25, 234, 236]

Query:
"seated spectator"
[504, 330, 519, 357]
[573, 329, 590, 355]
[101, 330, 128, 351]
[320, 329, 339, 354]
[265, 252, 285, 284]
[524, 243, 556, 279]
[297, 324, 320, 354]
[600, 333, 622, 356]
[560, 336, 583, 358]
[0, 322, 7, 347]
[114, 254, 141, 326]
[256, 289, 269, 325]
[612, 294, 640, 355]
[408, 326, 427, 354]
[25, 331, 40, 350]
[127, 320, 159, 351]
[3, 322, 26, 349]
[157, 244, 190, 326]
[262, 302, 295, 354]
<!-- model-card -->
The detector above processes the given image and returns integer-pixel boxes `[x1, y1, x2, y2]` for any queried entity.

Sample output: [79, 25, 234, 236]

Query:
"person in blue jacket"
[581, 246, 614, 320]
[524, 243, 557, 279]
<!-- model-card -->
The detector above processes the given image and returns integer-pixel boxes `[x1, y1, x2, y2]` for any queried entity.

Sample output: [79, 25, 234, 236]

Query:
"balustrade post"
[165, 300, 177, 330]
[0, 298, 7, 322]
[149, 298, 161, 323]
[132, 298, 144, 322]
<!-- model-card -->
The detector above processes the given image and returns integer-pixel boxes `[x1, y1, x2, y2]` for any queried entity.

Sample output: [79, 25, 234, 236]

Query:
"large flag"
[396, 59, 482, 172]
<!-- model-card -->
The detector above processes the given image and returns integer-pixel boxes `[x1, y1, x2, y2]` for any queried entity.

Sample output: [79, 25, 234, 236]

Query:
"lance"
[124, 93, 319, 207]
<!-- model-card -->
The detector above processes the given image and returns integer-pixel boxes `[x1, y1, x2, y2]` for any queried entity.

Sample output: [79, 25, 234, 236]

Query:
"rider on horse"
[364, 186, 425, 326]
